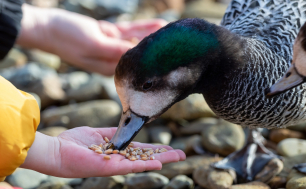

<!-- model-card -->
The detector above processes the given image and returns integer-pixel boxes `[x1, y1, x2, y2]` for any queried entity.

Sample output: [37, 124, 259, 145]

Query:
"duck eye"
[143, 81, 153, 90]
[286, 72, 291, 78]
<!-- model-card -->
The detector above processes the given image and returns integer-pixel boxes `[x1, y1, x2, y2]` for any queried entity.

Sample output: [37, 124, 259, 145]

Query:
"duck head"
[265, 23, 306, 97]
[109, 18, 223, 150]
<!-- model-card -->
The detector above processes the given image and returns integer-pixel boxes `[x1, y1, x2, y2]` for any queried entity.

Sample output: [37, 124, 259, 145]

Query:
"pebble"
[161, 94, 215, 120]
[180, 117, 219, 135]
[27, 49, 61, 70]
[268, 176, 287, 189]
[36, 183, 73, 189]
[277, 138, 306, 157]
[230, 181, 271, 189]
[163, 175, 194, 189]
[154, 155, 223, 179]
[286, 169, 306, 189]
[79, 176, 124, 189]
[201, 119, 245, 156]
[182, 0, 227, 19]
[133, 127, 150, 143]
[281, 154, 306, 177]
[124, 172, 169, 189]
[208, 170, 234, 189]
[149, 126, 172, 145]
[8, 168, 48, 189]
[269, 129, 305, 143]
[0, 48, 27, 69]
[41, 100, 121, 128]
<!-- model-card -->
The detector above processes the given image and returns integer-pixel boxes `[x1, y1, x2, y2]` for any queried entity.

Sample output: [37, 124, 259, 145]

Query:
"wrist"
[16, 4, 57, 53]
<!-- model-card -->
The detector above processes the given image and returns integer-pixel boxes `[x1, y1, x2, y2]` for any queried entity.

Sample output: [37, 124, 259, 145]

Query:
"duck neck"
[191, 25, 247, 96]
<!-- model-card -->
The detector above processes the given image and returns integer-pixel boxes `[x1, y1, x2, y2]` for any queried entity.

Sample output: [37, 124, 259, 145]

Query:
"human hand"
[21, 127, 185, 178]
[17, 5, 167, 76]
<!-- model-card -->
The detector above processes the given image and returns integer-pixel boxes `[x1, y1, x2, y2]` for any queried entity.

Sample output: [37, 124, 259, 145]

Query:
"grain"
[88, 141, 167, 161]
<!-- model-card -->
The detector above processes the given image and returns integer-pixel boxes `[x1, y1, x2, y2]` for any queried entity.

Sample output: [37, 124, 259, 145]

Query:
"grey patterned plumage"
[208, 0, 306, 128]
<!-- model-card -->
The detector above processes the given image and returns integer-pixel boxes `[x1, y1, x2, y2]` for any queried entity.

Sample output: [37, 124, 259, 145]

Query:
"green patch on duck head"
[140, 22, 219, 77]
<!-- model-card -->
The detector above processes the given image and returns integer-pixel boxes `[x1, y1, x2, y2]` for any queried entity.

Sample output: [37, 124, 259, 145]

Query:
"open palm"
[53, 127, 185, 178]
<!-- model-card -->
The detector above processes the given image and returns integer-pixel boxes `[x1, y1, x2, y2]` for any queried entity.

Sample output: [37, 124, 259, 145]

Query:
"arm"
[21, 127, 185, 178]
[16, 4, 167, 76]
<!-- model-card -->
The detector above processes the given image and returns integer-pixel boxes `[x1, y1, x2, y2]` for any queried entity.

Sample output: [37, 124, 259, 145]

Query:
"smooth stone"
[154, 155, 223, 179]
[44, 176, 82, 185]
[25, 0, 58, 8]
[0, 48, 27, 69]
[161, 94, 215, 121]
[286, 169, 306, 189]
[39, 126, 68, 137]
[269, 129, 305, 143]
[27, 50, 61, 70]
[79, 176, 124, 189]
[8, 168, 48, 189]
[182, 0, 227, 19]
[133, 127, 149, 143]
[208, 170, 234, 189]
[42, 100, 121, 128]
[268, 176, 287, 189]
[163, 175, 194, 189]
[0, 63, 65, 108]
[169, 137, 189, 152]
[124, 172, 169, 189]
[149, 126, 172, 145]
[201, 119, 245, 156]
[180, 117, 219, 135]
[277, 138, 306, 157]
[254, 158, 283, 183]
[185, 135, 205, 155]
[37, 183, 73, 189]
[193, 165, 235, 188]
[230, 181, 271, 189]
[280, 154, 306, 177]
[288, 122, 306, 132]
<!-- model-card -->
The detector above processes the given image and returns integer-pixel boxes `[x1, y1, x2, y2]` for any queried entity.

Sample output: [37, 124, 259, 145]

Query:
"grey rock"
[37, 183, 73, 189]
[230, 181, 270, 189]
[42, 100, 121, 128]
[277, 138, 306, 157]
[182, 0, 227, 19]
[153, 155, 223, 179]
[193, 165, 234, 189]
[133, 127, 149, 143]
[201, 119, 245, 156]
[169, 137, 189, 152]
[39, 126, 67, 137]
[124, 172, 169, 189]
[163, 175, 193, 189]
[0, 63, 65, 108]
[161, 94, 215, 121]
[286, 169, 306, 189]
[280, 154, 306, 177]
[79, 176, 124, 189]
[0, 48, 27, 69]
[27, 50, 61, 70]
[180, 118, 219, 135]
[8, 168, 48, 189]
[208, 170, 234, 189]
[149, 126, 172, 145]
[45, 176, 82, 185]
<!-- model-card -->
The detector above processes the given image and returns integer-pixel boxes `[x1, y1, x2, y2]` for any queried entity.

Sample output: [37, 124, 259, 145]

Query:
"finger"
[94, 127, 118, 140]
[152, 150, 181, 164]
[116, 19, 167, 32]
[94, 38, 135, 62]
[131, 142, 174, 151]
[76, 57, 118, 76]
[174, 149, 186, 161]
[99, 20, 121, 38]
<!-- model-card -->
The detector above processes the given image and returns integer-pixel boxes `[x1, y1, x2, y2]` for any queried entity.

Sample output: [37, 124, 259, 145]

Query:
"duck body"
[204, 0, 306, 128]
[110, 0, 306, 150]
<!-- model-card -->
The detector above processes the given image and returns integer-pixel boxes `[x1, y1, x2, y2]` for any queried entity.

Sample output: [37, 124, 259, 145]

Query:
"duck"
[266, 22, 306, 96]
[108, 0, 306, 182]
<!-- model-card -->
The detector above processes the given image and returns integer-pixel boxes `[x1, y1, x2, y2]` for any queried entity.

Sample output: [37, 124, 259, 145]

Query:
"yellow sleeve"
[0, 76, 40, 181]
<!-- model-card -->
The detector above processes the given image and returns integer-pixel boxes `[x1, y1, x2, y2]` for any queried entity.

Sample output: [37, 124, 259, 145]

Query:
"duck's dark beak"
[108, 109, 148, 150]
[265, 64, 305, 98]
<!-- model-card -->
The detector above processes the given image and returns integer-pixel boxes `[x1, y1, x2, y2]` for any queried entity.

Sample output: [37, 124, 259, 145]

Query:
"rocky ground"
[2, 0, 306, 189]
